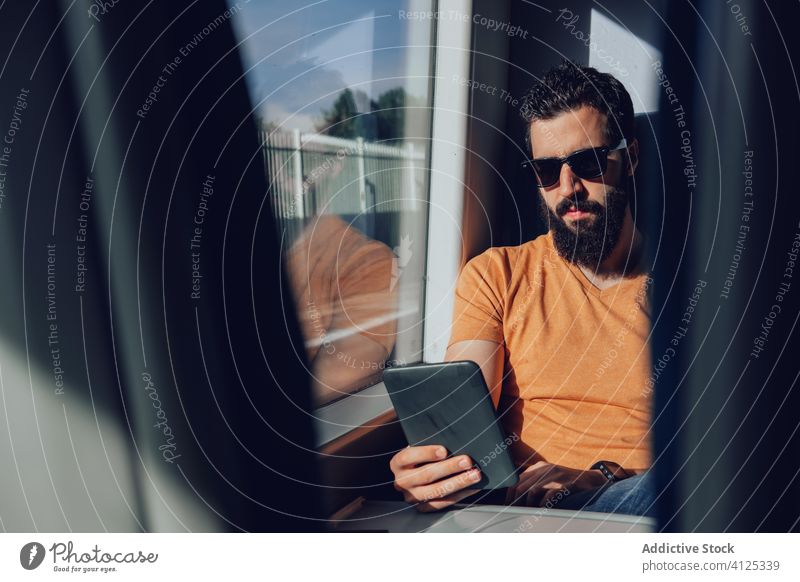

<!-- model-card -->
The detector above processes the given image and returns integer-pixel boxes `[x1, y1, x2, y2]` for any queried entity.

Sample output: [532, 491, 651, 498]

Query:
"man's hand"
[505, 461, 607, 507]
[390, 445, 482, 512]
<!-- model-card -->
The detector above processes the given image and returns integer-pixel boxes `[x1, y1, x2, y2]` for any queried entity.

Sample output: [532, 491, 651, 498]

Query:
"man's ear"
[627, 138, 640, 176]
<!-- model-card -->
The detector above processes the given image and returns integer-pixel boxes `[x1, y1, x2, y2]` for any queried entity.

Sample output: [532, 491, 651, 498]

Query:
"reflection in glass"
[229, 0, 434, 407]
[287, 215, 397, 406]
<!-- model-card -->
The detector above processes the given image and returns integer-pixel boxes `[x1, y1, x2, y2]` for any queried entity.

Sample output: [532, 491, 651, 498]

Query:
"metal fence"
[261, 129, 426, 243]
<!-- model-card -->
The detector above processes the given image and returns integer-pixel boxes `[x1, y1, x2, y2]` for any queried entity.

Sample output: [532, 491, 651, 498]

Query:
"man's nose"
[556, 162, 585, 200]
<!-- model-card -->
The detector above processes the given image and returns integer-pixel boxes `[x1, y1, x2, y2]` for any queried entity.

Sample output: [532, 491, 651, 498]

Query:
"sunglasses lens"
[532, 160, 560, 186]
[569, 149, 605, 178]
[527, 146, 612, 186]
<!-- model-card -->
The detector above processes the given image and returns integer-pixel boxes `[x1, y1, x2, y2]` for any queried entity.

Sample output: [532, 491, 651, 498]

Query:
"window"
[228, 1, 436, 422]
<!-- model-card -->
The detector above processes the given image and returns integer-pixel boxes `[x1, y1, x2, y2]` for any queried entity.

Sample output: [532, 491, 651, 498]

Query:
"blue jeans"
[557, 472, 656, 517]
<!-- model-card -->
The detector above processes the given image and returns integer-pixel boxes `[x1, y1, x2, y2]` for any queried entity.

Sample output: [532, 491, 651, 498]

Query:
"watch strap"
[590, 460, 631, 482]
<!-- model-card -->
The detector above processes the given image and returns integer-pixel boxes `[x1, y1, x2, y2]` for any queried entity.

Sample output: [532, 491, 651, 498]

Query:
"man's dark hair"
[520, 60, 635, 156]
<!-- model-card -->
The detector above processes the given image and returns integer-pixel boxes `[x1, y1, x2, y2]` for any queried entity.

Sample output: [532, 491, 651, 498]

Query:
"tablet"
[383, 360, 519, 490]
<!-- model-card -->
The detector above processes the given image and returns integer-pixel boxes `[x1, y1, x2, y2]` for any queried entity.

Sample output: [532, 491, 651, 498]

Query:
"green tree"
[316, 88, 361, 138]
[371, 87, 406, 143]
[317, 87, 421, 142]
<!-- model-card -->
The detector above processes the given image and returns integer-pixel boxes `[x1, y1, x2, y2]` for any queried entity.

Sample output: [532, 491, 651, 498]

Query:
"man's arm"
[444, 339, 504, 409]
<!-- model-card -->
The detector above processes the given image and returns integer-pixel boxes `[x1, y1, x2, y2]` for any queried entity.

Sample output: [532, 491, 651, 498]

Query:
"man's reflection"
[286, 214, 398, 407]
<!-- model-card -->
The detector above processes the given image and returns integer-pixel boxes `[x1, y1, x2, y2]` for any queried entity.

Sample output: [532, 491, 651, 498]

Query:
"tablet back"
[384, 361, 518, 489]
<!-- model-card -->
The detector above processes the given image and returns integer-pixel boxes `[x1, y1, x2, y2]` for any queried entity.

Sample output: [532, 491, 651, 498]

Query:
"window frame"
[315, 0, 474, 448]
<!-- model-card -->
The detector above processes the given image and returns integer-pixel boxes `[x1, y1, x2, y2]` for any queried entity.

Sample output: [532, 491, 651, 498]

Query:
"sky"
[227, 0, 435, 132]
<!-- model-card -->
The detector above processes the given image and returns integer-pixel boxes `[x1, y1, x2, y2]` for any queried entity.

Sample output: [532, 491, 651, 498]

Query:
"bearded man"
[390, 61, 656, 516]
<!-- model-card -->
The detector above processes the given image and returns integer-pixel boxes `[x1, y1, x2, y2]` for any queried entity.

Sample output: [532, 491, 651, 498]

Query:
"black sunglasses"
[522, 138, 628, 188]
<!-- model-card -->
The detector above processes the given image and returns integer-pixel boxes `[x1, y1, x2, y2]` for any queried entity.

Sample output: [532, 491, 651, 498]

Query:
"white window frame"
[314, 0, 474, 447]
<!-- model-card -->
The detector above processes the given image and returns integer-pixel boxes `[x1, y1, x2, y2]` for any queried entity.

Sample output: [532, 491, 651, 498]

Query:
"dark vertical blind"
[652, 0, 800, 532]
[0, 0, 321, 531]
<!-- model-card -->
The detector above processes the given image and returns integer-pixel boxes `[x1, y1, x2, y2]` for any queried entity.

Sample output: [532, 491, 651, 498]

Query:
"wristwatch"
[590, 460, 632, 483]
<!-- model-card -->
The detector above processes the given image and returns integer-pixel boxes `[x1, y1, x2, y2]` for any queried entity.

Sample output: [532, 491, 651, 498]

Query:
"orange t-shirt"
[448, 233, 653, 471]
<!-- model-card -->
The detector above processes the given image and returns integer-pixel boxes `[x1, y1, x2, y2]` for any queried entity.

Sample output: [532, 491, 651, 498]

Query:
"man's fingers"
[397, 455, 475, 489]
[416, 488, 481, 512]
[391, 445, 447, 471]
[512, 484, 566, 507]
[519, 460, 550, 475]
[409, 467, 482, 504]
[541, 487, 568, 507]
[505, 469, 544, 504]
[505, 462, 558, 504]
[506, 484, 541, 506]
[525, 487, 548, 508]
[507, 477, 558, 507]
[518, 463, 553, 484]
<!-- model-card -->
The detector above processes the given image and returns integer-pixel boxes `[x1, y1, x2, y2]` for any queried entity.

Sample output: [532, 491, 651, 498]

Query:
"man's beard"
[539, 188, 629, 267]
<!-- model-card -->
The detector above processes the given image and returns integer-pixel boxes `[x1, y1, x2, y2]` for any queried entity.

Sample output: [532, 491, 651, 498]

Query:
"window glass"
[228, 0, 435, 407]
